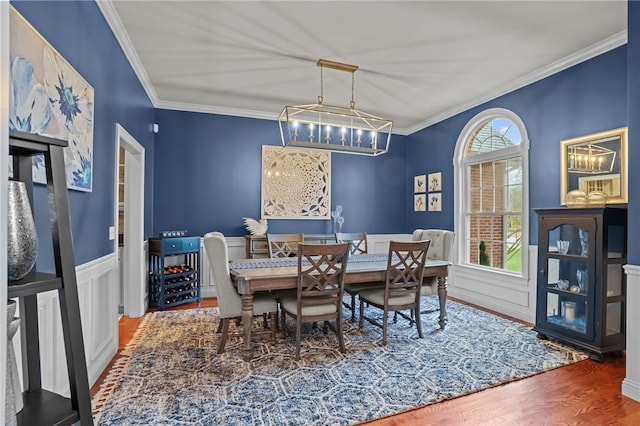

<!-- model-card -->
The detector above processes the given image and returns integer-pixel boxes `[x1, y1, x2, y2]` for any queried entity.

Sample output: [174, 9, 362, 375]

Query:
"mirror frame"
[560, 127, 628, 205]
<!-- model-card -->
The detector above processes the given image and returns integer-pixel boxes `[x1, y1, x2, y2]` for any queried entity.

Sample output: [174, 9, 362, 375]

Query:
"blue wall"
[153, 110, 409, 237]
[405, 46, 628, 245]
[627, 0, 639, 265]
[12, 1, 155, 268]
[10, 1, 637, 267]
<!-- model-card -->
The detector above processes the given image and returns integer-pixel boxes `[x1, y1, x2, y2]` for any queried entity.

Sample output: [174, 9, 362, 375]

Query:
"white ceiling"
[100, 1, 627, 135]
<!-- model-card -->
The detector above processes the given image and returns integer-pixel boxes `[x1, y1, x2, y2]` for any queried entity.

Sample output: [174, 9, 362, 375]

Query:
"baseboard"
[622, 378, 640, 401]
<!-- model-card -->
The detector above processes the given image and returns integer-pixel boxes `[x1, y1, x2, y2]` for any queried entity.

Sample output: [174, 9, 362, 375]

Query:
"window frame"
[454, 108, 530, 278]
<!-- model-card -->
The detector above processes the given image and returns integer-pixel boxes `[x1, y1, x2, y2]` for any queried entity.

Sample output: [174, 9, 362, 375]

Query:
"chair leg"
[359, 299, 365, 329]
[350, 293, 356, 322]
[295, 317, 302, 361]
[281, 309, 287, 338]
[215, 319, 223, 334]
[217, 319, 230, 354]
[270, 311, 277, 341]
[393, 311, 398, 324]
[263, 313, 268, 329]
[415, 306, 424, 339]
[382, 310, 388, 346]
[336, 318, 345, 353]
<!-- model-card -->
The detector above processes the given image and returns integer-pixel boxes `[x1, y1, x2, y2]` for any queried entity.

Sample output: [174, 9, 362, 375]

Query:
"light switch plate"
[109, 226, 115, 240]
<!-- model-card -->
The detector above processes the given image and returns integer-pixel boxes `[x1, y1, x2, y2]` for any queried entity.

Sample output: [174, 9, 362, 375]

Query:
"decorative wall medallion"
[261, 146, 331, 219]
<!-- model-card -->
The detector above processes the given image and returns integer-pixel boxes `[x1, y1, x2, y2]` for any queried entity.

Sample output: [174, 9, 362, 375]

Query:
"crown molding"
[96, 0, 159, 106]
[156, 100, 279, 121]
[405, 30, 628, 135]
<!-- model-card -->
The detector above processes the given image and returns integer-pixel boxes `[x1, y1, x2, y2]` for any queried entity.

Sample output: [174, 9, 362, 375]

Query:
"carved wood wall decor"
[261, 146, 331, 219]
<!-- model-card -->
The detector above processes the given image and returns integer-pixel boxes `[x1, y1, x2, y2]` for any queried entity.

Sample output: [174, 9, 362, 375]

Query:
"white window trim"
[453, 108, 530, 278]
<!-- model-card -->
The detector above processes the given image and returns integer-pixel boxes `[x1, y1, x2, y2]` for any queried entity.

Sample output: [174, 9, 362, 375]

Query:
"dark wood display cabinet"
[8, 131, 93, 425]
[148, 236, 201, 309]
[534, 207, 627, 361]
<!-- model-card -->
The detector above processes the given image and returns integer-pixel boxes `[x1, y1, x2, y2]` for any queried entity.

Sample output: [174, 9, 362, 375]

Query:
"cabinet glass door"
[542, 221, 593, 337]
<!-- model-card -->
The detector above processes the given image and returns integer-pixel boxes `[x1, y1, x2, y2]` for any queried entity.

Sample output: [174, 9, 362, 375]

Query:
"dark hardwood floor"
[92, 298, 640, 425]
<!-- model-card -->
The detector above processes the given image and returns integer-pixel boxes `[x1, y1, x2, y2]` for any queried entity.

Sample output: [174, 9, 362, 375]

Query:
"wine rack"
[148, 237, 201, 309]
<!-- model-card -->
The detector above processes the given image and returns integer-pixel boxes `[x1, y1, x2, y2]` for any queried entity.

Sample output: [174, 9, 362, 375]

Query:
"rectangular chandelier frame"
[279, 59, 393, 156]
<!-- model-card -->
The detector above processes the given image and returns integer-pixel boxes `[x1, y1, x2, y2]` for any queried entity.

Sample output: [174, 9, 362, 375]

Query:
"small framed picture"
[414, 194, 426, 211]
[414, 175, 426, 193]
[428, 172, 441, 192]
[428, 193, 442, 211]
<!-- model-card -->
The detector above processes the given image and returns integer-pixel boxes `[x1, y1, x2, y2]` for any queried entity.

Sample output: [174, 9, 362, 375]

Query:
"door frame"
[113, 124, 146, 317]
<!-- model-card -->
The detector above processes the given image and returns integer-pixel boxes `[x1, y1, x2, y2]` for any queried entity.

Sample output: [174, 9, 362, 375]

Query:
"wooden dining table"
[229, 254, 450, 360]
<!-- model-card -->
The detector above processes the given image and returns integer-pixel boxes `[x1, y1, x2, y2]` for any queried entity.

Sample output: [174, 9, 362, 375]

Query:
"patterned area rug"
[92, 297, 587, 425]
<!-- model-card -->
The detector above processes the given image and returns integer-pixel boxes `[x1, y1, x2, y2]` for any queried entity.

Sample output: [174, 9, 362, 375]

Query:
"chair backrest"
[202, 232, 241, 318]
[296, 243, 350, 316]
[267, 233, 304, 258]
[385, 240, 430, 301]
[412, 229, 455, 261]
[335, 232, 368, 255]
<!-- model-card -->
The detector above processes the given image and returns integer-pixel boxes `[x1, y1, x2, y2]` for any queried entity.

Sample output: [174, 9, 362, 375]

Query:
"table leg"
[437, 275, 448, 329]
[240, 292, 255, 361]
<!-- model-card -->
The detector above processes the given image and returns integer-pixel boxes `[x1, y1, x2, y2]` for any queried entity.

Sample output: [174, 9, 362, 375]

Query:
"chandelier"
[279, 59, 393, 156]
[567, 142, 616, 174]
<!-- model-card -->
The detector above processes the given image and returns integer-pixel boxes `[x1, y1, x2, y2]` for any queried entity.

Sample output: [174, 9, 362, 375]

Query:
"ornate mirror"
[560, 127, 627, 205]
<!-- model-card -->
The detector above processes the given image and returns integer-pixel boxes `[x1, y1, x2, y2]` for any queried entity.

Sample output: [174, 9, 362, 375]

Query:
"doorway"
[114, 124, 146, 318]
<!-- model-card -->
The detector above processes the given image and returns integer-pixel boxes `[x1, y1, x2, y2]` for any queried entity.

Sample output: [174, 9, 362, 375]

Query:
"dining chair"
[358, 240, 430, 345]
[335, 232, 382, 321]
[279, 242, 350, 360]
[202, 232, 278, 354]
[335, 232, 368, 255]
[267, 233, 304, 258]
[412, 229, 455, 314]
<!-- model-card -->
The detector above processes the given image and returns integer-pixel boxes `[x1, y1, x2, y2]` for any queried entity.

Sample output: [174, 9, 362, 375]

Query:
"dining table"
[229, 253, 450, 360]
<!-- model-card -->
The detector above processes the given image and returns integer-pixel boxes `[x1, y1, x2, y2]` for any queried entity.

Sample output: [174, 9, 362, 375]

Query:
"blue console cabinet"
[148, 236, 201, 309]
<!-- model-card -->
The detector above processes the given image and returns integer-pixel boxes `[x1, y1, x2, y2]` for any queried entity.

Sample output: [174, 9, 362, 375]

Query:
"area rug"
[92, 297, 587, 425]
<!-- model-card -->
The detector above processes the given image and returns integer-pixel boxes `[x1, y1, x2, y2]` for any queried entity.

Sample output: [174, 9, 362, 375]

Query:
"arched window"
[455, 109, 529, 275]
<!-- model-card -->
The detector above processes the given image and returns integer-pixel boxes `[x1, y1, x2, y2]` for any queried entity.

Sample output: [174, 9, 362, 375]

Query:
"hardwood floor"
[92, 298, 640, 425]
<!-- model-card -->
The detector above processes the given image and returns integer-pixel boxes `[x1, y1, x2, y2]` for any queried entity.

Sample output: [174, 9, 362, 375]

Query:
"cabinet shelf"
[8, 272, 62, 298]
[17, 389, 78, 426]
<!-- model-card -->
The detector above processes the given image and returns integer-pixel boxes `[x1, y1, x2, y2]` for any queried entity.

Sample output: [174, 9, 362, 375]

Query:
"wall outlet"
[109, 226, 115, 240]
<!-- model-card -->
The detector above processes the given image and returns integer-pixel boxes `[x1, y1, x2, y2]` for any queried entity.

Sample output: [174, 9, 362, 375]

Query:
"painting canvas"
[261, 146, 331, 219]
[414, 194, 426, 212]
[429, 193, 442, 211]
[428, 172, 441, 192]
[414, 174, 426, 193]
[9, 8, 94, 191]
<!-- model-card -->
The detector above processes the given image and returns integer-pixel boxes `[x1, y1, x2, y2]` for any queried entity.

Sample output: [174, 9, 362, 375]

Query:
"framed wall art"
[414, 174, 426, 193]
[414, 194, 426, 212]
[9, 8, 94, 191]
[261, 146, 331, 219]
[428, 172, 441, 192]
[428, 193, 442, 212]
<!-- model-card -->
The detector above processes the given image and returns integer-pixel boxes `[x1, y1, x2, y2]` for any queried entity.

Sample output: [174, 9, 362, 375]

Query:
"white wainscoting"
[12, 253, 119, 396]
[447, 245, 537, 324]
[623, 264, 640, 402]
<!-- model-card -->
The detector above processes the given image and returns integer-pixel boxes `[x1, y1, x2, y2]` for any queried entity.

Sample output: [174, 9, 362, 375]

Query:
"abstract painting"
[9, 8, 94, 191]
[262, 146, 331, 219]
[414, 174, 426, 193]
